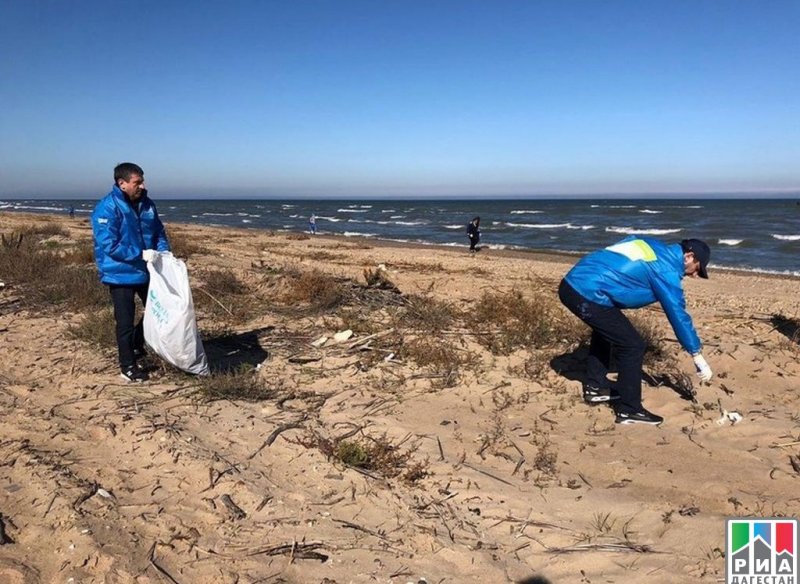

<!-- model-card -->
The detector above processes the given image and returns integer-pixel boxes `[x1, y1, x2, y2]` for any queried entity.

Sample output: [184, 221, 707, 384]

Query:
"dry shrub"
[17, 222, 70, 238]
[286, 233, 310, 241]
[61, 240, 95, 265]
[470, 288, 578, 355]
[197, 365, 277, 401]
[398, 294, 457, 332]
[194, 269, 258, 323]
[304, 432, 427, 483]
[68, 308, 116, 349]
[403, 336, 463, 388]
[0, 233, 106, 312]
[167, 229, 202, 259]
[283, 268, 344, 311]
[517, 350, 555, 381]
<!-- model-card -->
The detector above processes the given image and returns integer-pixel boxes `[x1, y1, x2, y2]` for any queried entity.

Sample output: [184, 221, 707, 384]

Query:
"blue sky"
[1, 0, 798, 198]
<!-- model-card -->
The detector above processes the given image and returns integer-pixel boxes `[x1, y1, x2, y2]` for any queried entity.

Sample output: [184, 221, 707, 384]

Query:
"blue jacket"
[564, 236, 701, 354]
[91, 186, 170, 285]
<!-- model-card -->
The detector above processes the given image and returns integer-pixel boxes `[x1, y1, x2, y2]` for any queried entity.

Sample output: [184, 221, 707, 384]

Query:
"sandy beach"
[1, 210, 799, 584]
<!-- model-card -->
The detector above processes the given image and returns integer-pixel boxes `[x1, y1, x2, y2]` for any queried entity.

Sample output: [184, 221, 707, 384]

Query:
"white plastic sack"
[144, 252, 209, 375]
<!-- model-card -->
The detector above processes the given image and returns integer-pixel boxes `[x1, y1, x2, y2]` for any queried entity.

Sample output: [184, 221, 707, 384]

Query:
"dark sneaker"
[120, 366, 149, 383]
[615, 408, 663, 426]
[583, 385, 620, 404]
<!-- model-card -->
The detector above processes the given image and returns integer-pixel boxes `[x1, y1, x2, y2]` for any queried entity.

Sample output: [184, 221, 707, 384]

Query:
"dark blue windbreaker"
[564, 236, 701, 354]
[91, 186, 170, 285]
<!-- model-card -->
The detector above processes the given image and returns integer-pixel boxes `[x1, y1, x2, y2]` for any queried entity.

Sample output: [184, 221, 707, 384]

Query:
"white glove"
[142, 249, 157, 262]
[693, 353, 713, 383]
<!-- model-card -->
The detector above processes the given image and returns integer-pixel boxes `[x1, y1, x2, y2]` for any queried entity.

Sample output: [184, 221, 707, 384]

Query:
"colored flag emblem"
[726, 518, 798, 583]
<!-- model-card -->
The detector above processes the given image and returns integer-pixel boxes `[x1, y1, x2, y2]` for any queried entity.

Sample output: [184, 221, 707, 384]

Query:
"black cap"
[681, 239, 710, 279]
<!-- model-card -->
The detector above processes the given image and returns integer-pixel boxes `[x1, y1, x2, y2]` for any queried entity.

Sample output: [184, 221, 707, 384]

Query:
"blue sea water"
[2, 198, 799, 276]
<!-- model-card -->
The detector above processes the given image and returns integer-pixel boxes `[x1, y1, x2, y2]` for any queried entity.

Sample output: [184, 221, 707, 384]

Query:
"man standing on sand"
[467, 216, 481, 252]
[309, 213, 317, 235]
[558, 236, 713, 425]
[92, 163, 170, 382]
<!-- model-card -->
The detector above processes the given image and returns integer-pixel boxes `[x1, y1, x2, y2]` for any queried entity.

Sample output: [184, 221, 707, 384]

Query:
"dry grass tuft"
[283, 268, 345, 311]
[398, 294, 457, 333]
[403, 336, 464, 388]
[469, 288, 579, 355]
[67, 309, 117, 349]
[363, 267, 398, 291]
[303, 432, 427, 483]
[0, 232, 106, 312]
[196, 365, 278, 401]
[286, 233, 310, 241]
[167, 229, 203, 259]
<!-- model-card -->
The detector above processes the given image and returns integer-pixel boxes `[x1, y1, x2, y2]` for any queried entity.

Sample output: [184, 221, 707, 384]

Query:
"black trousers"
[109, 284, 149, 370]
[558, 279, 646, 414]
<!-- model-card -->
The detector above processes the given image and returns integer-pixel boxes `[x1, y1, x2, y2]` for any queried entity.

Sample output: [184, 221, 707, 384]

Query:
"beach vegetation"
[67, 308, 117, 349]
[196, 364, 277, 402]
[302, 431, 427, 483]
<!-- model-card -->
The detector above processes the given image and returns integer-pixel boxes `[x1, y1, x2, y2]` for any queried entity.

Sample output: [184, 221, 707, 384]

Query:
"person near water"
[467, 216, 481, 252]
[91, 162, 170, 383]
[558, 236, 713, 425]
[309, 213, 317, 234]
[68, 205, 75, 219]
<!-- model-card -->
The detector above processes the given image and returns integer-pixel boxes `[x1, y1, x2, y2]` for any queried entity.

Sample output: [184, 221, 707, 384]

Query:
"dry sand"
[1, 211, 799, 584]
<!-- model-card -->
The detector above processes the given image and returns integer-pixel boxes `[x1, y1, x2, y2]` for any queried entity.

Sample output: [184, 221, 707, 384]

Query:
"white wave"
[317, 216, 340, 222]
[202, 212, 234, 216]
[510, 210, 543, 215]
[381, 209, 396, 213]
[241, 219, 252, 223]
[338, 208, 369, 213]
[606, 226, 682, 235]
[505, 222, 569, 229]
[772, 234, 800, 241]
[8, 204, 68, 212]
[395, 221, 425, 226]
[389, 215, 405, 219]
[718, 239, 743, 246]
[288, 214, 298, 218]
[505, 222, 594, 230]
[639, 209, 662, 214]
[443, 224, 464, 229]
[343, 231, 376, 237]
[281, 204, 295, 209]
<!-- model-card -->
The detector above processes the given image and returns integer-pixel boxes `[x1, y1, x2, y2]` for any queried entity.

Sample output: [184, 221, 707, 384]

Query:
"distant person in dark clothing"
[68, 205, 75, 219]
[467, 216, 481, 252]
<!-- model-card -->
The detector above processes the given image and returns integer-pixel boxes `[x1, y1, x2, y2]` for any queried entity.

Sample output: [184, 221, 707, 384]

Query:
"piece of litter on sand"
[715, 410, 743, 426]
[333, 329, 353, 343]
[96, 488, 115, 499]
[311, 336, 328, 347]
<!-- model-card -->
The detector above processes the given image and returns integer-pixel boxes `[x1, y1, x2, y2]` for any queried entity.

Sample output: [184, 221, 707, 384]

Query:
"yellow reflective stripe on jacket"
[605, 239, 657, 261]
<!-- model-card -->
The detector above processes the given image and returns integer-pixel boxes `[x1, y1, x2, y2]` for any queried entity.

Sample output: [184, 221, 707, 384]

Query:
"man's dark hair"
[114, 162, 144, 184]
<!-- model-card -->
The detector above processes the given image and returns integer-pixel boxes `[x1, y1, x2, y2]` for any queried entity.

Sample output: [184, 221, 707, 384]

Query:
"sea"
[2, 198, 799, 277]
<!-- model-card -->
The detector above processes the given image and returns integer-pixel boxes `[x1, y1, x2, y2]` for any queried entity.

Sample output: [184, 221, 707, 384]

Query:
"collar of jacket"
[111, 184, 147, 209]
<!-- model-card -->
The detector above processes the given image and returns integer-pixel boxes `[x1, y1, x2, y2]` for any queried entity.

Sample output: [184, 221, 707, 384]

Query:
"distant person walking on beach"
[309, 213, 317, 235]
[92, 163, 170, 383]
[558, 237, 713, 426]
[467, 216, 481, 252]
[68, 205, 75, 219]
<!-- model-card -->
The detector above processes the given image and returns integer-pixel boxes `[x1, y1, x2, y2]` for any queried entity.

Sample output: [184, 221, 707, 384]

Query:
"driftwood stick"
[248, 419, 306, 460]
[463, 462, 514, 486]
[148, 542, 182, 584]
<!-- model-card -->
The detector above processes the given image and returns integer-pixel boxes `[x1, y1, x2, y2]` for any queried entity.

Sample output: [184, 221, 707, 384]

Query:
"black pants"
[109, 284, 149, 370]
[469, 236, 479, 251]
[558, 279, 646, 414]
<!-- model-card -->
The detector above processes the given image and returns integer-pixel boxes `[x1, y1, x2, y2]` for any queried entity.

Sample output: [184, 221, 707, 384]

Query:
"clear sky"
[1, 0, 799, 198]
